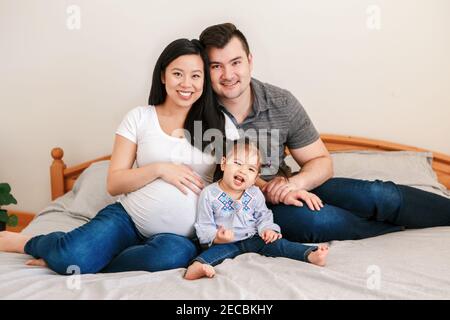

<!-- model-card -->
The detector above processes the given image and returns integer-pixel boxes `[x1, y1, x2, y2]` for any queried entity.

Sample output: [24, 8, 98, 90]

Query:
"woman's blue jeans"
[270, 178, 450, 243]
[194, 236, 317, 266]
[24, 202, 198, 275]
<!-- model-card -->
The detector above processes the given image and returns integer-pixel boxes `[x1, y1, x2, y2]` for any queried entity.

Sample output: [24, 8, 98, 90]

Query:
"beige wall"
[1, 0, 449, 213]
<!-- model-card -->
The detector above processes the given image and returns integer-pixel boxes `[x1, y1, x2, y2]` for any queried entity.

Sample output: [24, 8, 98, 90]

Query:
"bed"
[1, 134, 449, 299]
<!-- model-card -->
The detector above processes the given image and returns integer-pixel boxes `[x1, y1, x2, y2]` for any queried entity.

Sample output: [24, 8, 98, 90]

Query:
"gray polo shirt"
[220, 78, 320, 180]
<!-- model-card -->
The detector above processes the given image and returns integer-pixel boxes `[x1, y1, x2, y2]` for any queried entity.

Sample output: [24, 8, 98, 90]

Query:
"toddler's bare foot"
[307, 244, 329, 267]
[26, 258, 48, 268]
[0, 231, 32, 253]
[184, 261, 215, 280]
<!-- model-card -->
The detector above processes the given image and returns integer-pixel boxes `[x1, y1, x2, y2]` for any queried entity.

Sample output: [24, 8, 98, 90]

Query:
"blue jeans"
[194, 236, 317, 266]
[271, 178, 450, 243]
[24, 202, 198, 275]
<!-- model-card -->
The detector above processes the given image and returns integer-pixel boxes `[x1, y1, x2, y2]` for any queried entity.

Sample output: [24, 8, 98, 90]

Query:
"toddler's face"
[221, 146, 259, 192]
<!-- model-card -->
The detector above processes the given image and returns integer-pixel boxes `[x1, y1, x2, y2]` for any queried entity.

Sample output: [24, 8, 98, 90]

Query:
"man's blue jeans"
[194, 236, 318, 266]
[270, 178, 450, 243]
[24, 202, 198, 275]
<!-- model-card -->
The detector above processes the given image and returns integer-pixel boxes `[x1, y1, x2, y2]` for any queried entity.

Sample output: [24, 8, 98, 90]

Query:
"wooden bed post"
[50, 147, 66, 200]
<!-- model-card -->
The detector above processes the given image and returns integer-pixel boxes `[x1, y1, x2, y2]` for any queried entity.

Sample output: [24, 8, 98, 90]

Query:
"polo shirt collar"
[250, 78, 269, 114]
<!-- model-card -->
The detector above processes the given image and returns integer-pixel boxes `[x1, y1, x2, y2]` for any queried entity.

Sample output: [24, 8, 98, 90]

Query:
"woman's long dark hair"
[148, 38, 225, 152]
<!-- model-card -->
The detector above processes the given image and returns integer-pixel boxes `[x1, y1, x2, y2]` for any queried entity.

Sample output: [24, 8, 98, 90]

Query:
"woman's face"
[162, 54, 204, 109]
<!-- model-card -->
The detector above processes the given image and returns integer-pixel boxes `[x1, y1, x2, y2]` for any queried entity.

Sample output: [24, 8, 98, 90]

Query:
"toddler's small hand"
[215, 226, 234, 243]
[261, 229, 282, 244]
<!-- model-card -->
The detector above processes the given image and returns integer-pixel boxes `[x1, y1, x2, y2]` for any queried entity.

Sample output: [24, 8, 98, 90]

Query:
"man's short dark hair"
[199, 23, 250, 56]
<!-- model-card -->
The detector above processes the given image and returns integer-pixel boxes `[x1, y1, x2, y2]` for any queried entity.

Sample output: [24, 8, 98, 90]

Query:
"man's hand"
[260, 229, 282, 244]
[213, 226, 235, 244]
[261, 177, 323, 211]
[282, 189, 323, 211]
[261, 176, 296, 204]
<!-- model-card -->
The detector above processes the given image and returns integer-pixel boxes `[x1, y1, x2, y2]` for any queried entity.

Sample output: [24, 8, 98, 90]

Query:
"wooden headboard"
[49, 134, 450, 200]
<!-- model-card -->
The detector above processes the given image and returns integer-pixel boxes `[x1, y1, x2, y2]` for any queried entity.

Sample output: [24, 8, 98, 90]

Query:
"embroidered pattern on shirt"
[241, 192, 253, 213]
[218, 192, 234, 212]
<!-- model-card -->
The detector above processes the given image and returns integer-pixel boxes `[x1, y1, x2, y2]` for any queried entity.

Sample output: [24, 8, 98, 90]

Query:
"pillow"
[284, 150, 449, 198]
[68, 160, 118, 219]
[21, 161, 116, 235]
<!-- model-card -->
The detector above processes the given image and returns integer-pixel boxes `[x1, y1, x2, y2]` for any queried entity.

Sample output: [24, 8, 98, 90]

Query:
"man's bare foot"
[307, 244, 329, 267]
[0, 231, 32, 253]
[25, 258, 48, 268]
[184, 261, 216, 280]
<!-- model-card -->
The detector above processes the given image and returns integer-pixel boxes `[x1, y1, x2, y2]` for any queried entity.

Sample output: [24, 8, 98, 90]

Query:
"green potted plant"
[0, 183, 18, 231]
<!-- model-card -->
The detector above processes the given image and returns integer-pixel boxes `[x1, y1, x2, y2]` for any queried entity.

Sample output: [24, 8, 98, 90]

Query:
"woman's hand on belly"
[123, 179, 199, 238]
[158, 163, 205, 195]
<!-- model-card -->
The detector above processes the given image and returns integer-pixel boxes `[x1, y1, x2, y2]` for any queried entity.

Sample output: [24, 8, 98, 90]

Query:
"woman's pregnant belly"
[119, 179, 199, 238]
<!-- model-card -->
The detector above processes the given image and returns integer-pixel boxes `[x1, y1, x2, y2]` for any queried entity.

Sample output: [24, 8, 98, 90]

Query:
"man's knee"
[370, 180, 402, 219]
[371, 179, 396, 193]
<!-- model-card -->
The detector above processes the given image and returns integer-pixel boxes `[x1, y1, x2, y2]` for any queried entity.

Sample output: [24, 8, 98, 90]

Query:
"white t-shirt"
[116, 105, 237, 238]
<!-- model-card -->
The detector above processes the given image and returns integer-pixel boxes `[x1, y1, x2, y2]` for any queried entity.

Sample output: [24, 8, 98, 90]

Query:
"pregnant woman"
[0, 38, 227, 274]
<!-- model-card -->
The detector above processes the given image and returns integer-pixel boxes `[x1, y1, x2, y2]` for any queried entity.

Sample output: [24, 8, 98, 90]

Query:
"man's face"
[207, 37, 253, 102]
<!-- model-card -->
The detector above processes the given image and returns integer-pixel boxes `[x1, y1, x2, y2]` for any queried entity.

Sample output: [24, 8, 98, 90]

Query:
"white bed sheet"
[1, 209, 449, 300]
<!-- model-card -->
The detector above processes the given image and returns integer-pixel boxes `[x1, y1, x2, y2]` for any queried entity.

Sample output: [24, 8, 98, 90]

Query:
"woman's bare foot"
[184, 261, 216, 280]
[25, 258, 48, 268]
[307, 244, 329, 267]
[0, 231, 32, 253]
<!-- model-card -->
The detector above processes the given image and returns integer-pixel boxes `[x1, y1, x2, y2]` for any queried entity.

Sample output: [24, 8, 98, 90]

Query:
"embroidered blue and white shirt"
[194, 182, 281, 246]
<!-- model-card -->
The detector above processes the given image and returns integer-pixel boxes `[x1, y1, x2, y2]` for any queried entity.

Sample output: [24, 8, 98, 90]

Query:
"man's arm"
[261, 138, 333, 207]
[255, 177, 268, 189]
[288, 138, 333, 191]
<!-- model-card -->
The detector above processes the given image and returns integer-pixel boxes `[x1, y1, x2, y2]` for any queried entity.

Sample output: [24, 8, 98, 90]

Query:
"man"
[199, 23, 450, 243]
